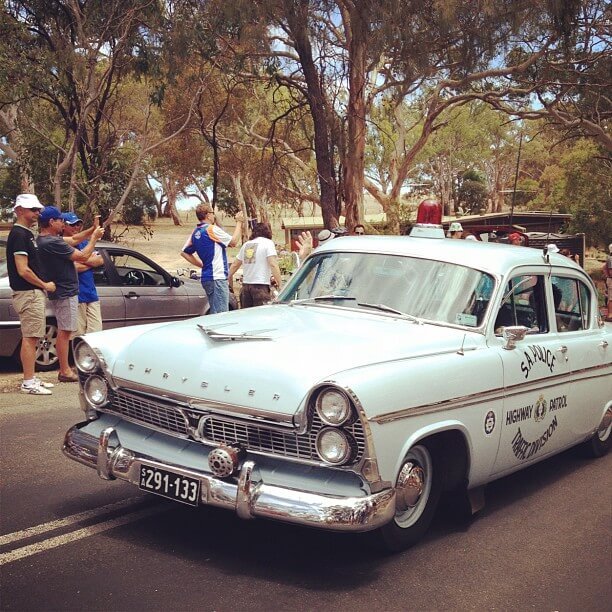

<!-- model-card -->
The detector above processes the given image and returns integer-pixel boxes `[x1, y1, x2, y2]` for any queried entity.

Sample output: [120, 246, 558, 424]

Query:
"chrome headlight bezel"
[315, 427, 355, 465]
[83, 374, 109, 407]
[315, 388, 352, 426]
[74, 340, 101, 374]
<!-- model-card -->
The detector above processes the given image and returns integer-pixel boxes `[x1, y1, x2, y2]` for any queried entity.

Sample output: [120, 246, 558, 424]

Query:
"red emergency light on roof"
[416, 199, 442, 225]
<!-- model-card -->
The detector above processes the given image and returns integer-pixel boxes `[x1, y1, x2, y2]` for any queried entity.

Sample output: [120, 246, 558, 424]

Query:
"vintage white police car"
[64, 227, 611, 551]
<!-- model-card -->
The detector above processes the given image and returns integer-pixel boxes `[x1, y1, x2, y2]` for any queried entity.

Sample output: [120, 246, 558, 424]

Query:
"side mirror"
[170, 276, 182, 288]
[502, 326, 529, 350]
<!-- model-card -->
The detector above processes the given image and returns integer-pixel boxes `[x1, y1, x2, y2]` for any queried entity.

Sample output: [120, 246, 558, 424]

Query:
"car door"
[92, 247, 126, 330]
[550, 271, 611, 437]
[491, 271, 571, 475]
[105, 249, 191, 326]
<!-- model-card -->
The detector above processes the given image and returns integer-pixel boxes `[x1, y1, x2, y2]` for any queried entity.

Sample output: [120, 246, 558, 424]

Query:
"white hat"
[449, 222, 463, 232]
[546, 243, 560, 254]
[13, 193, 43, 211]
[317, 229, 334, 245]
[465, 234, 477, 241]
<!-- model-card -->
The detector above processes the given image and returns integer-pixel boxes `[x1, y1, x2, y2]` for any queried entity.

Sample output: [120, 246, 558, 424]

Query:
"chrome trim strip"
[62, 424, 396, 533]
[371, 364, 611, 424]
[0, 321, 21, 329]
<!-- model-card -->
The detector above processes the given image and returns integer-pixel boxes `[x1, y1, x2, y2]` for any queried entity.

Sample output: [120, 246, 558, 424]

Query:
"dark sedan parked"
[0, 239, 215, 370]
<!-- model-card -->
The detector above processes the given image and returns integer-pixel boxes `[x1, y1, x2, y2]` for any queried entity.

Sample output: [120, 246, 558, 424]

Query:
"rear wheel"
[582, 407, 611, 458]
[375, 442, 442, 552]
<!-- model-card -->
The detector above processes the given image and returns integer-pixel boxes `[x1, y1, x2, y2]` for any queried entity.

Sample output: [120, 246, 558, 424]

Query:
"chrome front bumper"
[63, 423, 396, 533]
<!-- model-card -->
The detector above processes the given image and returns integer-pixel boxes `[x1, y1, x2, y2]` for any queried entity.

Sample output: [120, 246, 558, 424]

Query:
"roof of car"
[313, 234, 581, 275]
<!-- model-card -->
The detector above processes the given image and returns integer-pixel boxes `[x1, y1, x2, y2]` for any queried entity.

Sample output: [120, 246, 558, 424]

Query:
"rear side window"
[494, 275, 548, 335]
[551, 276, 591, 332]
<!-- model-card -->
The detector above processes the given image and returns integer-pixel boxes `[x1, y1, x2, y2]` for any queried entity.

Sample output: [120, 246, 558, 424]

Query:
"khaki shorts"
[12, 290, 46, 338]
[77, 301, 103, 336]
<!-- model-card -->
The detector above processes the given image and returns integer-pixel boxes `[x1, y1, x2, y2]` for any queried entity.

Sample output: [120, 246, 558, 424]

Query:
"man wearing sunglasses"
[37, 206, 104, 382]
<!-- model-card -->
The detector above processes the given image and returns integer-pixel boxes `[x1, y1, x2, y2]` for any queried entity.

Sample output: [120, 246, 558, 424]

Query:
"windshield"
[278, 251, 495, 328]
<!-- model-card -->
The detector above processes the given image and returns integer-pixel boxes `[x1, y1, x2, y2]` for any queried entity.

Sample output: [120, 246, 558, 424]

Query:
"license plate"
[139, 465, 201, 506]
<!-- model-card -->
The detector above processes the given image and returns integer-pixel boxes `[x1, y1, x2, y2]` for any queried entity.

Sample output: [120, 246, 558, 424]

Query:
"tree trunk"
[341, 2, 368, 233]
[285, 0, 338, 230]
[231, 173, 249, 242]
[0, 105, 34, 193]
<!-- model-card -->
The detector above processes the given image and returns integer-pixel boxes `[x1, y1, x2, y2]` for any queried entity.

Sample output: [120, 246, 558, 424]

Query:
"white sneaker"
[20, 382, 52, 395]
[34, 377, 55, 389]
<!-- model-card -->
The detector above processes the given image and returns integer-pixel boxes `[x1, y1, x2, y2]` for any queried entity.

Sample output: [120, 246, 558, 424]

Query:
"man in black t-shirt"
[7, 194, 57, 395]
[36, 206, 104, 382]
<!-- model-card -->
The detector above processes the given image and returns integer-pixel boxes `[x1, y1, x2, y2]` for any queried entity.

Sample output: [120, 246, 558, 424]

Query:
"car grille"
[103, 388, 365, 463]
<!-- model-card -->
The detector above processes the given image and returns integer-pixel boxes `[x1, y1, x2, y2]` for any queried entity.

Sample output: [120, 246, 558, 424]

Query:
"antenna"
[509, 131, 523, 230]
[457, 333, 466, 356]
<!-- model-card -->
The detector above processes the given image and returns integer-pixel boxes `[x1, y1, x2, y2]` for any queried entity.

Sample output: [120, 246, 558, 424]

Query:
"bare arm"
[63, 215, 100, 246]
[228, 258, 242, 290]
[227, 211, 245, 247]
[75, 252, 104, 272]
[14, 254, 56, 292]
[69, 227, 104, 262]
[268, 255, 282, 289]
[181, 251, 202, 268]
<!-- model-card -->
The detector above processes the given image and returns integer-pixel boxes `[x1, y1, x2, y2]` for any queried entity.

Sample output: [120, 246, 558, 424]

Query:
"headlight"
[315, 428, 354, 465]
[74, 341, 100, 373]
[316, 389, 352, 426]
[84, 375, 109, 407]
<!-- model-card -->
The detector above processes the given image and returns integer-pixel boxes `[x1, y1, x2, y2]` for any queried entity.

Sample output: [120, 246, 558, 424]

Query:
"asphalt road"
[1, 362, 610, 611]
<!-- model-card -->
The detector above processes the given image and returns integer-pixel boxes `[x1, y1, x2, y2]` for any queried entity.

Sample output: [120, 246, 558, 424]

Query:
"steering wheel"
[125, 269, 146, 286]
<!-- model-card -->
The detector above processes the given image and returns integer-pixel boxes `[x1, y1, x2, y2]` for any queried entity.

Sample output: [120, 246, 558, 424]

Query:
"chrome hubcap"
[396, 462, 425, 511]
[393, 445, 433, 529]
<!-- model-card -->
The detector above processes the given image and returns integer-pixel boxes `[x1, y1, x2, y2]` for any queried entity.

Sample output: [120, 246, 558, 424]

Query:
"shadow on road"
[92, 444, 598, 593]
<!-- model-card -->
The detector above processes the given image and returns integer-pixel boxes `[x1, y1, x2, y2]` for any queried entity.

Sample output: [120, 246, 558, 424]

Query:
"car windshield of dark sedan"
[278, 251, 495, 328]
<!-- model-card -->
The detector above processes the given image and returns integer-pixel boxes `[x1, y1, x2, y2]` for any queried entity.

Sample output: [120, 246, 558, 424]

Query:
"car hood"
[97, 304, 478, 417]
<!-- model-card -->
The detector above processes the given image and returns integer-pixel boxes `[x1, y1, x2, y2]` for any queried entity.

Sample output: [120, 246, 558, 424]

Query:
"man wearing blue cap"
[37, 206, 104, 382]
[61, 212, 104, 335]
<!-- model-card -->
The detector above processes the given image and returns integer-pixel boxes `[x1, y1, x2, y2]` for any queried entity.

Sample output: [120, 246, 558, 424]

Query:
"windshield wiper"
[357, 302, 421, 323]
[289, 295, 357, 304]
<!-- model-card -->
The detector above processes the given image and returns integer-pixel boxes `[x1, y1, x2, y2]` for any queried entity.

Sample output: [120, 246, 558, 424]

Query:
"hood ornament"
[197, 324, 274, 342]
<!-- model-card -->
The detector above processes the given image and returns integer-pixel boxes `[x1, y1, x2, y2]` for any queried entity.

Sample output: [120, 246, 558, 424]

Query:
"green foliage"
[121, 182, 158, 226]
[461, 169, 485, 183]
[558, 142, 611, 247]
[458, 179, 488, 213]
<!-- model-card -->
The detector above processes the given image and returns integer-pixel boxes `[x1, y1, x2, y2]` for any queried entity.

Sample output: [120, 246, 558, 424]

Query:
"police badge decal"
[534, 394, 547, 422]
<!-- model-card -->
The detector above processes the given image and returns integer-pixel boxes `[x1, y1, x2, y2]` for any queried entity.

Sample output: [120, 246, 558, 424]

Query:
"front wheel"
[374, 443, 442, 552]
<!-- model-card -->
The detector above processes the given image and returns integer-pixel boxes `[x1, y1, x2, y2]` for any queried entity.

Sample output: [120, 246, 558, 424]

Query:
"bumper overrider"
[63, 422, 396, 532]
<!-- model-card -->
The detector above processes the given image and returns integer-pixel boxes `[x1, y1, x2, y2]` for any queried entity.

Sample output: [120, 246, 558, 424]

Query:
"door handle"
[556, 345, 568, 362]
[600, 340, 609, 349]
[126, 292, 139, 299]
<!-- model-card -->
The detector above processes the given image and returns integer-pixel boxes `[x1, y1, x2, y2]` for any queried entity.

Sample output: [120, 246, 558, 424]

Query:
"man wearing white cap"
[448, 222, 463, 239]
[6, 194, 57, 394]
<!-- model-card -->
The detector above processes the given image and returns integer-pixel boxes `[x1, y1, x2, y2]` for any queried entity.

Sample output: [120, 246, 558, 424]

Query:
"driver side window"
[109, 252, 165, 287]
[495, 274, 548, 335]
